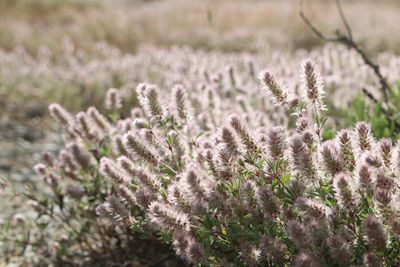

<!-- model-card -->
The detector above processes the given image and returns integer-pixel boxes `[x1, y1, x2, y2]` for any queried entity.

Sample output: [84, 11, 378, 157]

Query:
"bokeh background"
[2, 0, 400, 206]
[2, 0, 400, 207]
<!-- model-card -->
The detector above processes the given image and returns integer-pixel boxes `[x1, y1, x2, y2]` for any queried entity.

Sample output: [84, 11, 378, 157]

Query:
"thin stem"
[335, 0, 353, 39]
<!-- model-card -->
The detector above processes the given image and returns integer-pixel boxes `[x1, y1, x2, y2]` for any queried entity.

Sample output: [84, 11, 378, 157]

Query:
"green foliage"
[344, 82, 400, 140]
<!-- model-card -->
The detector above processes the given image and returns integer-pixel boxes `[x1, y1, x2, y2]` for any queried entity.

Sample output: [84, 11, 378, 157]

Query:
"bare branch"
[335, 0, 353, 40]
[299, 0, 338, 42]
[299, 0, 399, 130]
[362, 88, 378, 104]
[299, 0, 389, 103]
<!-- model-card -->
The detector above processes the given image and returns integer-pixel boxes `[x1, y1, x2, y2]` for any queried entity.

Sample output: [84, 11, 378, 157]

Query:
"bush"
[22, 57, 400, 266]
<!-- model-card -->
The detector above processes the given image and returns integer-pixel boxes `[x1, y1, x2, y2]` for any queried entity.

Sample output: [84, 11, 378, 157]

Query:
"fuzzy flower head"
[172, 84, 190, 122]
[364, 216, 387, 251]
[49, 103, 73, 125]
[354, 122, 374, 154]
[105, 88, 122, 110]
[300, 59, 326, 111]
[228, 114, 258, 152]
[96, 195, 129, 224]
[100, 157, 130, 185]
[266, 126, 287, 161]
[334, 172, 359, 211]
[259, 70, 288, 106]
[139, 84, 164, 121]
[287, 220, 311, 248]
[320, 140, 344, 176]
[148, 201, 191, 232]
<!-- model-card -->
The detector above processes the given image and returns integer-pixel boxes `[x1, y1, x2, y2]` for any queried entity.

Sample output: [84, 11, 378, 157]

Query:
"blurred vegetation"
[0, 0, 400, 56]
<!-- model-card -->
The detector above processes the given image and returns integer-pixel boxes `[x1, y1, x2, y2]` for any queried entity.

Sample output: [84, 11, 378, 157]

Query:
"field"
[1, 0, 400, 266]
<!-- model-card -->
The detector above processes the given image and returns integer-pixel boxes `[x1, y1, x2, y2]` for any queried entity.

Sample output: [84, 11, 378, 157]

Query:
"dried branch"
[299, 0, 400, 131]
[299, 0, 389, 103]
[335, 0, 352, 40]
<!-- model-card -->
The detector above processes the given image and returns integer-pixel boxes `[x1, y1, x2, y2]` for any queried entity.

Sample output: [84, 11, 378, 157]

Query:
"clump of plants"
[26, 58, 400, 266]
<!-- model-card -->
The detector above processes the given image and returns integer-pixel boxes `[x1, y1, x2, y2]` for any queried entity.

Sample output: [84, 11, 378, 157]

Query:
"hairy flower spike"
[100, 157, 129, 185]
[259, 70, 288, 106]
[67, 142, 94, 169]
[301, 59, 325, 110]
[374, 187, 395, 221]
[259, 236, 287, 264]
[336, 129, 355, 170]
[379, 138, 392, 168]
[354, 122, 374, 153]
[173, 84, 190, 122]
[256, 187, 280, 220]
[287, 220, 311, 248]
[294, 197, 330, 220]
[87, 106, 111, 134]
[302, 130, 317, 150]
[185, 238, 204, 264]
[118, 185, 136, 206]
[172, 233, 204, 264]
[327, 236, 352, 266]
[142, 84, 164, 120]
[34, 163, 47, 176]
[105, 88, 122, 110]
[96, 195, 129, 224]
[135, 188, 158, 209]
[123, 132, 159, 164]
[49, 103, 73, 125]
[113, 135, 130, 157]
[167, 182, 190, 210]
[117, 156, 137, 177]
[334, 173, 359, 210]
[266, 126, 287, 161]
[364, 216, 387, 251]
[290, 135, 317, 182]
[296, 117, 311, 133]
[320, 140, 344, 176]
[205, 149, 219, 178]
[355, 162, 374, 193]
[75, 111, 96, 140]
[375, 170, 394, 192]
[184, 167, 210, 205]
[59, 149, 78, 172]
[135, 168, 161, 193]
[148, 201, 191, 232]
[219, 126, 239, 157]
[362, 152, 382, 168]
[239, 242, 262, 266]
[229, 114, 257, 152]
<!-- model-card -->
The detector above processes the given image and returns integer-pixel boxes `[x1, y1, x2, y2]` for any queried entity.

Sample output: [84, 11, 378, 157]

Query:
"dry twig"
[299, 0, 400, 130]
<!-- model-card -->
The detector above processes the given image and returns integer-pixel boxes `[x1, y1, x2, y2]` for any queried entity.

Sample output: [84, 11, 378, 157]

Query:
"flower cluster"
[29, 57, 400, 266]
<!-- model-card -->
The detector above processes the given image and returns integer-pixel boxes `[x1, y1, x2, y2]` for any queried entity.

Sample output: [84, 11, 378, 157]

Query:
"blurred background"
[1, 0, 400, 189]
[2, 0, 400, 195]
[1, 0, 399, 55]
